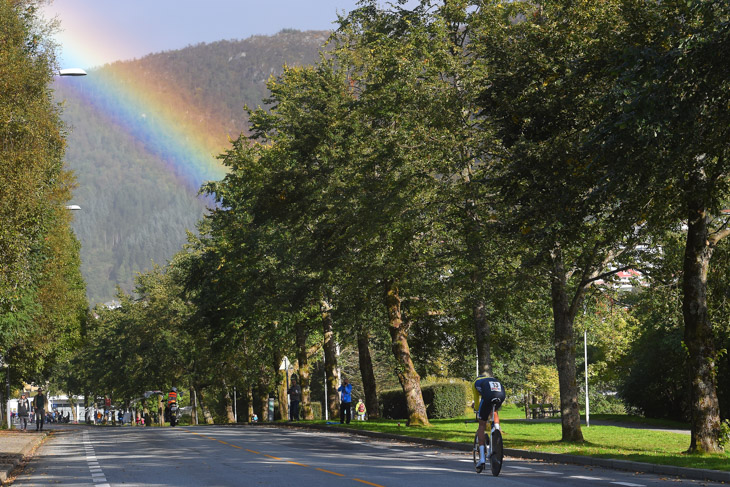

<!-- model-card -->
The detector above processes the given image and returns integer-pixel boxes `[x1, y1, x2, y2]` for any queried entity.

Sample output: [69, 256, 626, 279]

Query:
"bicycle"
[472, 397, 504, 476]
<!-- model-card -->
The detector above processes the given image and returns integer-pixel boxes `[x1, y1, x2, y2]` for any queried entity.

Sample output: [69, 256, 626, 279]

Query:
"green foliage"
[526, 365, 560, 405]
[720, 420, 730, 450]
[0, 0, 87, 390]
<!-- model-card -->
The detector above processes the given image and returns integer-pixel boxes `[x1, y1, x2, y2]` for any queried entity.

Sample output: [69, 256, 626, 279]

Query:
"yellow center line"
[182, 429, 383, 486]
[316, 468, 345, 477]
[353, 479, 385, 487]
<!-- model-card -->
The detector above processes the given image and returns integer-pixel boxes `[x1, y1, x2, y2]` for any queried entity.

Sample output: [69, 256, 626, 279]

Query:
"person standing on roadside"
[338, 378, 353, 424]
[18, 392, 30, 432]
[356, 399, 366, 421]
[34, 388, 46, 432]
[288, 378, 301, 421]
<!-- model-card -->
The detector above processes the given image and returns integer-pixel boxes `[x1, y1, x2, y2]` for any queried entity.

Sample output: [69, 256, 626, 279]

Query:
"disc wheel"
[489, 429, 504, 476]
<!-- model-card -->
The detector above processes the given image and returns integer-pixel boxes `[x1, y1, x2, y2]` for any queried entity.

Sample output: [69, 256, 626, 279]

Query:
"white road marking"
[611, 483, 646, 487]
[83, 432, 108, 486]
[569, 476, 604, 480]
[535, 470, 561, 475]
[507, 466, 533, 470]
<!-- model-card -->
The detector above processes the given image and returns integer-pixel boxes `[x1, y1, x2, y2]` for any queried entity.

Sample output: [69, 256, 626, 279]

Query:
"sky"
[41, 0, 370, 69]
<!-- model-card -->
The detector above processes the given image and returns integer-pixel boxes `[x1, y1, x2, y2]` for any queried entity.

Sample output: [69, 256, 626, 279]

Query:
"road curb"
[261, 422, 730, 483]
[0, 432, 47, 483]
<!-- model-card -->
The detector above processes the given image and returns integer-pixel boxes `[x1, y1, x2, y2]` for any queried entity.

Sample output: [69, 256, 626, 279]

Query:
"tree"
[592, 0, 730, 452]
[470, 0, 641, 441]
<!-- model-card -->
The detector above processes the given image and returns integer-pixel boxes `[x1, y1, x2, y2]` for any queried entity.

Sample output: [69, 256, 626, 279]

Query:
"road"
[11, 425, 724, 487]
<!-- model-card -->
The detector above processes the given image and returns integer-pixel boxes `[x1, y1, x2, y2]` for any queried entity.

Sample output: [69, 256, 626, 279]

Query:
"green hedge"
[380, 380, 470, 419]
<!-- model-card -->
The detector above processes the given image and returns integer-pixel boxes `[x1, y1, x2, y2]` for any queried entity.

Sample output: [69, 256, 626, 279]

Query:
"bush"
[618, 325, 690, 421]
[423, 381, 470, 419]
[310, 401, 322, 420]
[380, 389, 408, 419]
[379, 380, 470, 419]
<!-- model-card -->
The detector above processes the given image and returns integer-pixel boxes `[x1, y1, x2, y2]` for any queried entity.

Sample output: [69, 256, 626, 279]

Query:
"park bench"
[528, 403, 559, 419]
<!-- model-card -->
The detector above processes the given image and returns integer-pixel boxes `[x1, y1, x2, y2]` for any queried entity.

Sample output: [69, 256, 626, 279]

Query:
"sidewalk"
[0, 430, 47, 483]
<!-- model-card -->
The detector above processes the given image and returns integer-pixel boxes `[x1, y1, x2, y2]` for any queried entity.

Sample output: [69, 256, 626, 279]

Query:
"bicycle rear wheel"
[489, 429, 503, 476]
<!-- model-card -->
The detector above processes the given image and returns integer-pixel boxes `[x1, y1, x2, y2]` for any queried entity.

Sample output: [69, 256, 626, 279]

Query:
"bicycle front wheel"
[490, 429, 504, 476]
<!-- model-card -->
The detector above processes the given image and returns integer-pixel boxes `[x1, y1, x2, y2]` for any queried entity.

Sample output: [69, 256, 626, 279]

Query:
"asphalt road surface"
[11, 425, 725, 487]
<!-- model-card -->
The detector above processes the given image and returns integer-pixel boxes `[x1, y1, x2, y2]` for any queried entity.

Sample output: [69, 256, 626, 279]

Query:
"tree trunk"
[474, 298, 492, 377]
[296, 320, 314, 420]
[257, 366, 271, 422]
[69, 396, 77, 423]
[190, 386, 199, 425]
[199, 390, 215, 425]
[247, 387, 254, 422]
[550, 248, 584, 442]
[223, 379, 236, 424]
[322, 300, 340, 420]
[273, 348, 288, 422]
[682, 199, 722, 453]
[384, 279, 430, 427]
[357, 327, 380, 419]
[157, 393, 164, 427]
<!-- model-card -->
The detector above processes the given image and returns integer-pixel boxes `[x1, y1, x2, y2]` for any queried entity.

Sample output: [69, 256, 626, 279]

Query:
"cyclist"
[472, 374, 506, 472]
[167, 387, 178, 406]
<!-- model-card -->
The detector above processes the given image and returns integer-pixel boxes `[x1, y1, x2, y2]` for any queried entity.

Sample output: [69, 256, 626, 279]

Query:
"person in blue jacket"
[338, 377, 353, 424]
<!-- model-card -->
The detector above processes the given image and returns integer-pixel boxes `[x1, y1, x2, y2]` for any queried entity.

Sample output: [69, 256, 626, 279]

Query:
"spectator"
[18, 392, 30, 432]
[33, 388, 46, 432]
[338, 378, 353, 424]
[288, 378, 301, 421]
[356, 399, 367, 421]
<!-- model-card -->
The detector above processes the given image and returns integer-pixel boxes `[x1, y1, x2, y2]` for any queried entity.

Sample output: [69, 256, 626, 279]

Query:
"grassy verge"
[295, 405, 729, 472]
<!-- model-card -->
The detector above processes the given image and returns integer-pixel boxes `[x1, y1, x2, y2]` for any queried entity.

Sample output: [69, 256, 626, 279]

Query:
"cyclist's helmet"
[171, 387, 177, 392]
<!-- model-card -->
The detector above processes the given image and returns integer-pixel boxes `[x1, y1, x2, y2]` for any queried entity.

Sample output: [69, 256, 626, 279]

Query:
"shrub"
[310, 401, 323, 420]
[380, 389, 408, 419]
[423, 381, 470, 419]
[379, 379, 470, 419]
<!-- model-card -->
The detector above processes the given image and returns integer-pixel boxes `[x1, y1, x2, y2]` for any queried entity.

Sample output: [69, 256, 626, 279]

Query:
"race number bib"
[489, 381, 502, 392]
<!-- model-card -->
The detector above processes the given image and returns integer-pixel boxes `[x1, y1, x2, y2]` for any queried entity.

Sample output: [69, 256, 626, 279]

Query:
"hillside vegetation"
[55, 30, 329, 304]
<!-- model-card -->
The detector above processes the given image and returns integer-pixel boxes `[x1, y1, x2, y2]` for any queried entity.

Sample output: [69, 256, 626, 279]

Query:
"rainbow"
[56, 61, 230, 194]
[45, 4, 230, 193]
[83, 64, 229, 190]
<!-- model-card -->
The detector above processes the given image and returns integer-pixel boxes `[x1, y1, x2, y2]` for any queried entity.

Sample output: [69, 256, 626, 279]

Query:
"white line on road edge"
[610, 483, 646, 487]
[569, 476, 604, 481]
[83, 432, 110, 487]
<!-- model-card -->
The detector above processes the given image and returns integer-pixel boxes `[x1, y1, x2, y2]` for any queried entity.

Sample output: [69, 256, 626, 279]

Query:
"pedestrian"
[18, 392, 30, 432]
[356, 399, 366, 421]
[33, 388, 46, 432]
[338, 378, 353, 424]
[288, 377, 301, 421]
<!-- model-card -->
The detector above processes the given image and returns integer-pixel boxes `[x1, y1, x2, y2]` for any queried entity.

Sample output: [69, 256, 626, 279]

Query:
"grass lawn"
[298, 405, 729, 472]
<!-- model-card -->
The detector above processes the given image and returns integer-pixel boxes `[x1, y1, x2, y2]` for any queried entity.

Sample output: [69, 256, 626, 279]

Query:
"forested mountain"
[55, 30, 329, 304]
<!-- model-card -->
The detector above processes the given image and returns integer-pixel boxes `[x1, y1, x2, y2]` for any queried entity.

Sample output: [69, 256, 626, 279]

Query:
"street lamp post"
[584, 328, 590, 428]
